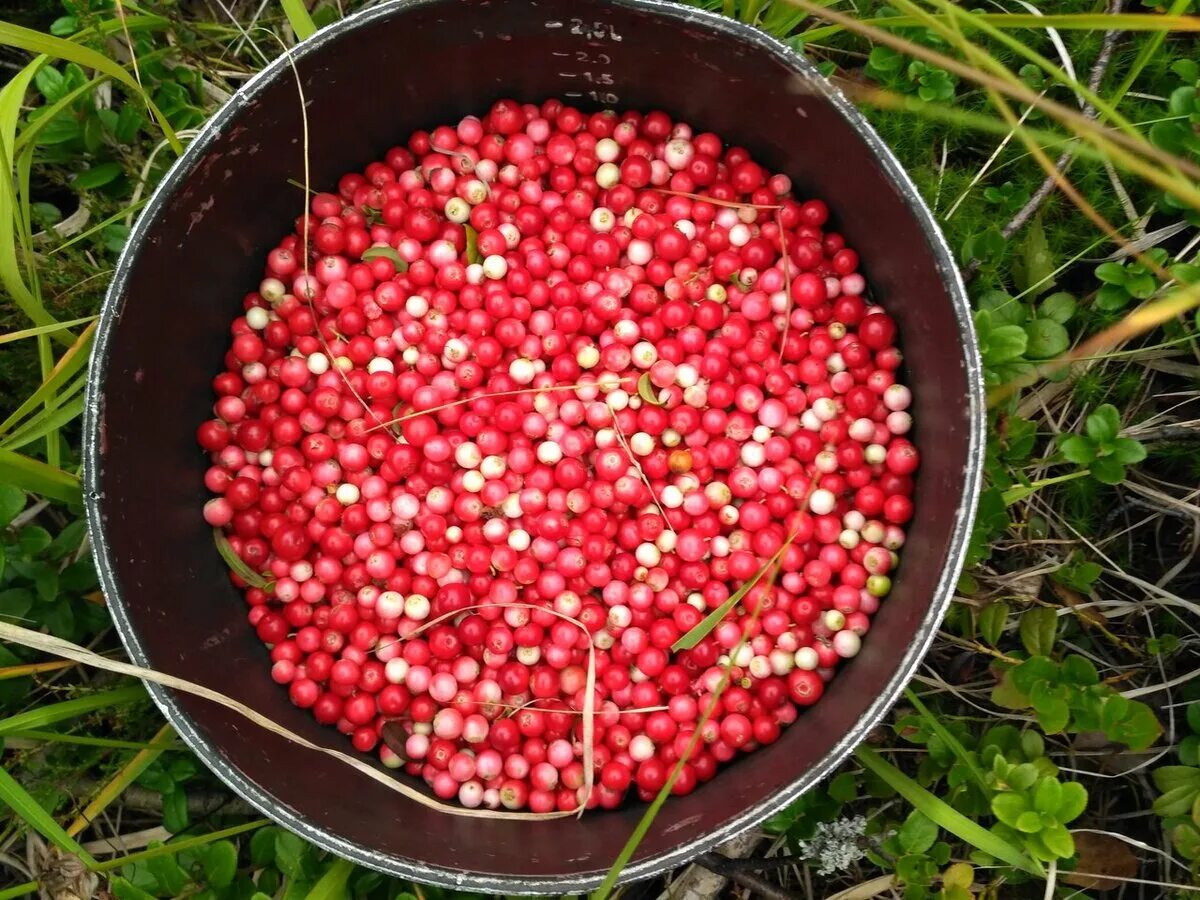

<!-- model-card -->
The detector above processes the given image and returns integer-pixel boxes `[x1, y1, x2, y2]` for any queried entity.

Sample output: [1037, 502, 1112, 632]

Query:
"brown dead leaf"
[1049, 581, 1107, 628]
[379, 720, 408, 761]
[1071, 731, 1150, 775]
[1063, 831, 1137, 891]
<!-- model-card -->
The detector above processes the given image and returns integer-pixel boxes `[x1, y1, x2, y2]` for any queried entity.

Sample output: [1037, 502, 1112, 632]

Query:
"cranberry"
[200, 99, 917, 814]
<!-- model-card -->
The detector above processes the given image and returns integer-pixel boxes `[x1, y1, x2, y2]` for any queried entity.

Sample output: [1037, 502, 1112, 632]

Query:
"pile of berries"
[197, 98, 918, 814]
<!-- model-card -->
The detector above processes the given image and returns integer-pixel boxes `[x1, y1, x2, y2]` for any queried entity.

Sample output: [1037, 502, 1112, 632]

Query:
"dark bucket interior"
[84, 0, 982, 892]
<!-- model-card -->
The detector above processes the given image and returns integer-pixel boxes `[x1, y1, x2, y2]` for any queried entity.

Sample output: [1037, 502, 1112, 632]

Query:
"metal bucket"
[83, 0, 985, 892]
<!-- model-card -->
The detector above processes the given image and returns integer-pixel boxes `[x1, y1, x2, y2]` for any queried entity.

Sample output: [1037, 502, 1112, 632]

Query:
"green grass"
[1, 0, 1199, 897]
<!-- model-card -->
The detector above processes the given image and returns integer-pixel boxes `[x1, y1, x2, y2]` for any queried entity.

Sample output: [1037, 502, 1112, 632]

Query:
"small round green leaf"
[361, 245, 408, 272]
[991, 791, 1027, 828]
[1039, 292, 1076, 324]
[1024, 319, 1069, 359]
[1039, 822, 1075, 858]
[1059, 435, 1095, 466]
[1033, 776, 1062, 815]
[898, 809, 939, 854]
[1055, 781, 1088, 823]
[636, 373, 664, 406]
[1111, 437, 1147, 465]
[203, 841, 238, 889]
[1085, 404, 1122, 443]
[1089, 455, 1126, 486]
[1015, 810, 1043, 834]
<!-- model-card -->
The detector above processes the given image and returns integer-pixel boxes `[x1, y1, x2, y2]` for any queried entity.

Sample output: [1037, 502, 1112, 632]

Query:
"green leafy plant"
[865, 45, 958, 103]
[0, 485, 105, 642]
[1093, 249, 1169, 311]
[2, 1, 1199, 897]
[1147, 59, 1200, 224]
[985, 745, 1086, 863]
[991, 614, 1161, 748]
[1058, 403, 1148, 484]
[1151, 703, 1200, 862]
[1050, 552, 1103, 593]
[879, 809, 953, 897]
[983, 180, 1031, 216]
[134, 756, 198, 835]
[972, 288, 1079, 390]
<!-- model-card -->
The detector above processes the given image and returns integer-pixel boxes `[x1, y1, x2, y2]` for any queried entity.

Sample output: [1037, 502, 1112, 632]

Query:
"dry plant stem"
[695, 853, 801, 900]
[788, 0, 1200, 183]
[366, 381, 615, 432]
[898, 0, 1153, 277]
[651, 187, 782, 211]
[268, 30, 395, 439]
[986, 90, 1157, 276]
[81, 826, 173, 857]
[606, 398, 677, 536]
[665, 832, 761, 900]
[67, 780, 255, 818]
[1128, 423, 1200, 442]
[963, 0, 1125, 281]
[777, 208, 794, 365]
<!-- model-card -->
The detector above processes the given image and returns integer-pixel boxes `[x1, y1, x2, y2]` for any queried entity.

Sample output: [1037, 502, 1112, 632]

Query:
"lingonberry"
[200, 99, 917, 814]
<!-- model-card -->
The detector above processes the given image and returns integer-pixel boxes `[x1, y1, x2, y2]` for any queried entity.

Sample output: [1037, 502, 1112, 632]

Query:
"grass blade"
[855, 745, 1040, 875]
[0, 686, 145, 736]
[595, 527, 787, 897]
[0, 63, 56, 332]
[66, 723, 175, 837]
[904, 688, 987, 792]
[0, 394, 85, 453]
[0, 316, 96, 345]
[0, 661, 74, 681]
[281, 0, 318, 40]
[303, 857, 354, 899]
[789, 0, 1200, 190]
[0, 22, 180, 153]
[0, 323, 95, 437]
[213, 529, 273, 589]
[0, 766, 96, 867]
[799, 11, 1200, 46]
[49, 199, 148, 255]
[672, 544, 786, 650]
[0, 449, 81, 505]
[93, 819, 269, 872]
[3, 731, 172, 752]
[1111, 0, 1194, 104]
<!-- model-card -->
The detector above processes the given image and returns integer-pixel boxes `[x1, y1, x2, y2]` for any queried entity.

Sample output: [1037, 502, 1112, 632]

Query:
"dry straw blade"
[0, 22, 180, 152]
[0, 767, 96, 869]
[0, 620, 587, 822]
[0, 449, 81, 505]
[65, 723, 176, 838]
[788, 0, 1200, 198]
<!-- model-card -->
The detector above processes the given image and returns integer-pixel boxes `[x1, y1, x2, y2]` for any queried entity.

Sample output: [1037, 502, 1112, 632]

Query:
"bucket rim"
[83, 0, 987, 891]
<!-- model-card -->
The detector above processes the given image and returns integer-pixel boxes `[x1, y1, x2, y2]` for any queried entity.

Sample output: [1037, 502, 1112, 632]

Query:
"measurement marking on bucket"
[545, 18, 622, 41]
[547, 19, 622, 106]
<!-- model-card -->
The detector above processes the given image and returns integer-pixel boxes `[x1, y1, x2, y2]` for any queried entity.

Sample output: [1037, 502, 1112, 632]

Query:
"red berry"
[198, 99, 918, 813]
